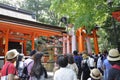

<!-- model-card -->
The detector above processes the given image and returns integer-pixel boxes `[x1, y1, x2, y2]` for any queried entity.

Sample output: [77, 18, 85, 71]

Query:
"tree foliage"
[21, 0, 60, 26]
[50, 0, 119, 33]
[50, 0, 120, 50]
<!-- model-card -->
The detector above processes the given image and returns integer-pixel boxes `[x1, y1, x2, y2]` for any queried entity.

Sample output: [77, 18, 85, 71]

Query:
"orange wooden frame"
[0, 20, 64, 56]
[76, 27, 99, 54]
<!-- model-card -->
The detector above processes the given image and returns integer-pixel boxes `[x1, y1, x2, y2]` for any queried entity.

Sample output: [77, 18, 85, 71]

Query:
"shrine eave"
[0, 14, 66, 33]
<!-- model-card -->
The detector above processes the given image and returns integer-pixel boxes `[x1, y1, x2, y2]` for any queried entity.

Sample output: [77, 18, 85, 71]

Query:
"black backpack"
[20, 61, 33, 80]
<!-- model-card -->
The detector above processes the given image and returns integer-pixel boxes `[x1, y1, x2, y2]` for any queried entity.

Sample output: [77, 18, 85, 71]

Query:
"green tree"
[102, 0, 120, 49]
[50, 0, 109, 33]
[21, 0, 60, 26]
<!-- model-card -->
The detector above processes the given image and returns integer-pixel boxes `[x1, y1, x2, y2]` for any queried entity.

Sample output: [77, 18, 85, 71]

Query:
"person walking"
[67, 54, 78, 75]
[97, 54, 104, 75]
[107, 49, 120, 80]
[1, 49, 19, 80]
[24, 50, 36, 76]
[29, 53, 48, 80]
[89, 55, 95, 69]
[16, 54, 25, 79]
[73, 50, 82, 79]
[54, 55, 77, 80]
[81, 53, 90, 80]
[103, 58, 111, 80]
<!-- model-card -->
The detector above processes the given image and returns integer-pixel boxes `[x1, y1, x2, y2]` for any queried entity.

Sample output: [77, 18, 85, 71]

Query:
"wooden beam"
[0, 22, 62, 36]
[9, 34, 31, 40]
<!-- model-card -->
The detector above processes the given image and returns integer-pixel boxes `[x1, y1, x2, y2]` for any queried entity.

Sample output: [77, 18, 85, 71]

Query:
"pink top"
[1, 61, 17, 76]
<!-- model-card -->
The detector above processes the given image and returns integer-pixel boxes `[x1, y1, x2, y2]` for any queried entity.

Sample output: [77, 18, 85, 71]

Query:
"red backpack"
[112, 65, 120, 70]
[112, 65, 120, 80]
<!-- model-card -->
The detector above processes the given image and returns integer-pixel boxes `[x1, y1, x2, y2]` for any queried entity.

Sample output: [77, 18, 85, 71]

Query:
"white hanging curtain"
[86, 37, 92, 55]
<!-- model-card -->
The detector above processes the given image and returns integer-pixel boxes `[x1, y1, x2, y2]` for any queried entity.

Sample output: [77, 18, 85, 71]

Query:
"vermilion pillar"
[77, 28, 85, 53]
[23, 40, 27, 55]
[31, 33, 35, 50]
[4, 29, 9, 55]
[93, 29, 99, 54]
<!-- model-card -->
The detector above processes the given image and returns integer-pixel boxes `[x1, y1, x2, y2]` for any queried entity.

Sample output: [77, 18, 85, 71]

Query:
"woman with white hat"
[107, 49, 120, 80]
[1, 49, 19, 80]
[87, 68, 102, 80]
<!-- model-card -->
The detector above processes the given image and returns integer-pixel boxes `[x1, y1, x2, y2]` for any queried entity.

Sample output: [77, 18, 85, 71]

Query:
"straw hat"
[82, 53, 88, 59]
[6, 49, 19, 60]
[107, 49, 120, 61]
[90, 68, 102, 79]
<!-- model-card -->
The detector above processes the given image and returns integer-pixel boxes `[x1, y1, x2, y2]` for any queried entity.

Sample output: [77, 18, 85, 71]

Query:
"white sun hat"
[90, 68, 102, 79]
[107, 49, 120, 61]
[5, 49, 19, 60]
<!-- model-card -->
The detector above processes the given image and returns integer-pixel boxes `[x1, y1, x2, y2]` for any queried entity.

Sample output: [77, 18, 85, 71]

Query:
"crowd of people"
[0, 49, 48, 80]
[0, 48, 120, 80]
[53, 49, 120, 80]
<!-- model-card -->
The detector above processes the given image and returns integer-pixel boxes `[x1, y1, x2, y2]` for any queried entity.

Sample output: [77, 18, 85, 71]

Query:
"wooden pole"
[4, 29, 9, 55]
[31, 33, 35, 50]
[77, 28, 85, 53]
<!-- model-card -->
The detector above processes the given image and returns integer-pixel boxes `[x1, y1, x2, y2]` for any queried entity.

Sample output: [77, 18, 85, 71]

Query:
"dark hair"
[16, 54, 23, 70]
[30, 53, 44, 79]
[57, 55, 68, 67]
[91, 78, 101, 80]
[67, 54, 74, 64]
[30, 50, 37, 56]
[73, 50, 78, 55]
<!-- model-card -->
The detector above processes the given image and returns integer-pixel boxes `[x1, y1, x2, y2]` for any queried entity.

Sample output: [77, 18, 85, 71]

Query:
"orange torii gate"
[76, 27, 99, 54]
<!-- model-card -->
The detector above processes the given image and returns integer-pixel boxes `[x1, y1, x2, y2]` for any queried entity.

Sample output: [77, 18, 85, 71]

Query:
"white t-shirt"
[54, 67, 77, 80]
[97, 57, 103, 68]
[67, 63, 78, 75]
[88, 57, 95, 67]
